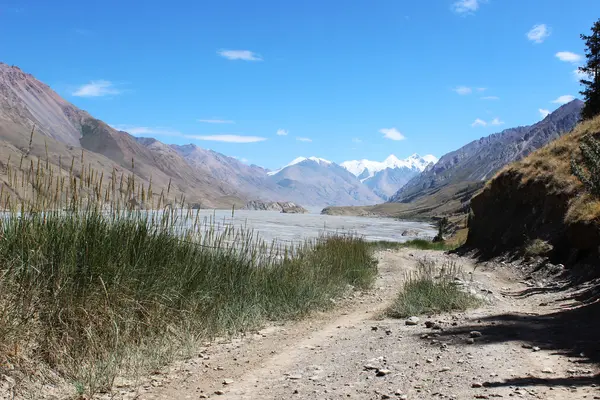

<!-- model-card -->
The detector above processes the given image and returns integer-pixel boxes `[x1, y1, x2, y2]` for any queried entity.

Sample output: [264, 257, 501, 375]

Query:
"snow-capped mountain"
[266, 157, 382, 206]
[341, 154, 438, 200]
[341, 154, 438, 182]
[268, 156, 332, 176]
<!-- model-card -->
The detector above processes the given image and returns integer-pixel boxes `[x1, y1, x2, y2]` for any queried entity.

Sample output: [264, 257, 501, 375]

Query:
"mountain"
[267, 157, 383, 207]
[341, 154, 438, 200]
[389, 100, 584, 204]
[0, 63, 246, 208]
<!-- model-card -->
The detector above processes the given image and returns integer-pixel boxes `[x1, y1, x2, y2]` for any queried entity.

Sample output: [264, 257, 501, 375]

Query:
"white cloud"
[296, 137, 312, 142]
[490, 117, 504, 126]
[198, 119, 234, 124]
[72, 80, 122, 97]
[217, 49, 262, 61]
[552, 95, 575, 104]
[471, 118, 487, 127]
[352, 138, 362, 143]
[379, 128, 406, 141]
[187, 135, 266, 143]
[453, 86, 472, 95]
[452, 0, 481, 14]
[112, 125, 266, 143]
[476, 87, 487, 92]
[539, 109, 551, 118]
[527, 24, 551, 44]
[555, 51, 583, 63]
[481, 96, 499, 100]
[276, 129, 288, 136]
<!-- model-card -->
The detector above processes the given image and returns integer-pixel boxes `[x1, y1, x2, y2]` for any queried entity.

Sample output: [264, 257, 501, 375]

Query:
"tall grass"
[386, 259, 478, 318]
[0, 134, 378, 397]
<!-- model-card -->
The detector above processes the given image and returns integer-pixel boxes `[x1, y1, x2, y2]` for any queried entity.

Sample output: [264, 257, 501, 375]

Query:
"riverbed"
[194, 209, 436, 245]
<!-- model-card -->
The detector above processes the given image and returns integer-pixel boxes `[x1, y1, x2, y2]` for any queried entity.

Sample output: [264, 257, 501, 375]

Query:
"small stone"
[214, 390, 224, 395]
[440, 367, 451, 372]
[469, 331, 483, 338]
[385, 329, 392, 335]
[426, 359, 433, 363]
[472, 382, 483, 388]
[406, 316, 420, 326]
[399, 396, 408, 400]
[466, 338, 475, 344]
[532, 346, 541, 352]
[376, 369, 391, 376]
[542, 368, 554, 374]
[222, 379, 234, 385]
[288, 374, 303, 380]
[381, 395, 391, 399]
[371, 326, 379, 331]
[199, 395, 209, 399]
[364, 364, 378, 370]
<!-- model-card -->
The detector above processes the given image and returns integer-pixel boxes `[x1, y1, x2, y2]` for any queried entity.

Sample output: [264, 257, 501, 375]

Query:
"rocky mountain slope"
[0, 62, 390, 208]
[341, 154, 438, 200]
[466, 114, 600, 264]
[267, 157, 383, 207]
[390, 100, 584, 204]
[0, 62, 247, 208]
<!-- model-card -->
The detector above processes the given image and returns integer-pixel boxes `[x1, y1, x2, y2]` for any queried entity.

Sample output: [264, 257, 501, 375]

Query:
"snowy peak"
[268, 156, 332, 176]
[341, 154, 438, 181]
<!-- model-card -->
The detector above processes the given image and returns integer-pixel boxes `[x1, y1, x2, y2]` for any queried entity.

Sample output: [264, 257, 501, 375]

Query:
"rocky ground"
[4, 248, 600, 399]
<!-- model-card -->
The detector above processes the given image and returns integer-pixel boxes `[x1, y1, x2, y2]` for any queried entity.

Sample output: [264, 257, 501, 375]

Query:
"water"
[190, 209, 436, 245]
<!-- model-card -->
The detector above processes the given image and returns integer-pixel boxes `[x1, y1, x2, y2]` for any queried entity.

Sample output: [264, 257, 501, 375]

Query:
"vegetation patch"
[371, 238, 459, 252]
[0, 148, 378, 397]
[386, 259, 479, 318]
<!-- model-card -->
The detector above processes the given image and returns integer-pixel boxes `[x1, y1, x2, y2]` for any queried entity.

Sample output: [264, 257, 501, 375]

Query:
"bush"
[571, 133, 600, 196]
[386, 259, 479, 318]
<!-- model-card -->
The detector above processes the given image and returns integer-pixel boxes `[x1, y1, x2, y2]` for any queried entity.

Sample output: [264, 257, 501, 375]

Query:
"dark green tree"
[433, 217, 449, 242]
[580, 19, 600, 120]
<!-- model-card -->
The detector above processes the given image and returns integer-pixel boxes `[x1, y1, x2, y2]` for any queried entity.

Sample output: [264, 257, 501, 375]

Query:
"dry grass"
[493, 114, 600, 224]
[0, 137, 378, 398]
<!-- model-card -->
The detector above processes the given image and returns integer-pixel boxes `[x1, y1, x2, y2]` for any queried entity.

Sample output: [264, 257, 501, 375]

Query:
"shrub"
[386, 259, 479, 318]
[571, 133, 600, 196]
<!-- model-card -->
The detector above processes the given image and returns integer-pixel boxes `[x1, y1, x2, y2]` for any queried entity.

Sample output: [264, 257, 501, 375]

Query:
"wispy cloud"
[217, 49, 262, 61]
[476, 87, 487, 92]
[471, 118, 487, 127]
[379, 128, 406, 141]
[453, 86, 473, 95]
[552, 95, 575, 104]
[352, 138, 362, 143]
[527, 24, 551, 44]
[198, 119, 234, 124]
[490, 117, 504, 126]
[183, 135, 266, 143]
[296, 137, 312, 142]
[539, 109, 551, 118]
[555, 51, 583, 63]
[276, 129, 288, 136]
[481, 96, 500, 100]
[72, 80, 122, 97]
[113, 125, 266, 143]
[452, 0, 482, 15]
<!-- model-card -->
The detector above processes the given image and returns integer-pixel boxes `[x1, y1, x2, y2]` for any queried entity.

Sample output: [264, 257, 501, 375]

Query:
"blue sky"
[0, 0, 597, 170]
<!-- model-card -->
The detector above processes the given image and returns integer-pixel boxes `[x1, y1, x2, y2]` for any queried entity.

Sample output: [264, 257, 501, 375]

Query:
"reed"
[0, 142, 377, 397]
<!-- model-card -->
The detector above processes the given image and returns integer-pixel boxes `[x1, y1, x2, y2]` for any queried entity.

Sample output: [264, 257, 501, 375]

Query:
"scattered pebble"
[406, 316, 420, 326]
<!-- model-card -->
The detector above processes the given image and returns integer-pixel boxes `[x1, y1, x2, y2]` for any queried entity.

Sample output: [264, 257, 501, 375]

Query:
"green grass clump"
[0, 210, 376, 396]
[386, 259, 479, 318]
[371, 239, 456, 251]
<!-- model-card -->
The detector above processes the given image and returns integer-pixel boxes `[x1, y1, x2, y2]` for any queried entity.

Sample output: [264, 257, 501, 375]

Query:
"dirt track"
[88, 249, 600, 399]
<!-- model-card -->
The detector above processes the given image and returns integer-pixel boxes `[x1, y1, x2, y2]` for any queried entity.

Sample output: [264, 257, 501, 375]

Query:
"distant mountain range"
[389, 99, 584, 205]
[341, 154, 438, 200]
[0, 62, 426, 209]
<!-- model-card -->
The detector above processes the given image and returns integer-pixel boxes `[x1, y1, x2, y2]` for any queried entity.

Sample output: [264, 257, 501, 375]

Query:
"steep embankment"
[466, 115, 600, 264]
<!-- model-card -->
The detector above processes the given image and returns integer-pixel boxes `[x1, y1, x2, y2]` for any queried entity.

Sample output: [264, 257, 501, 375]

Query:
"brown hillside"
[466, 114, 600, 264]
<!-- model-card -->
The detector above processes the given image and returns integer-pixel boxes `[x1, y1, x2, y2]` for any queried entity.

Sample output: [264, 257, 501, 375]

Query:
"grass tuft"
[371, 238, 457, 252]
[386, 259, 479, 318]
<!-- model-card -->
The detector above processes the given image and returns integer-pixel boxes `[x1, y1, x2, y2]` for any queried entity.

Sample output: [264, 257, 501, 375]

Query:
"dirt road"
[117, 249, 599, 400]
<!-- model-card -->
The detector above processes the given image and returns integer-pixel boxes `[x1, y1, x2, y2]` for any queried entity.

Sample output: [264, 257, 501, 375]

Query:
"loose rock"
[406, 316, 420, 326]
